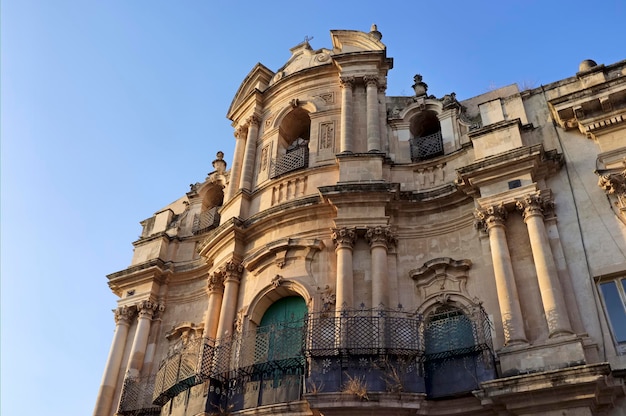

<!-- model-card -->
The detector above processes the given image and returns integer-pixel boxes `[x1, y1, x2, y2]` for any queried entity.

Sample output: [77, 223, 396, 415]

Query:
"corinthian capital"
[365, 226, 397, 248]
[207, 271, 225, 293]
[220, 259, 244, 283]
[339, 76, 355, 89]
[516, 194, 553, 220]
[246, 115, 260, 127]
[234, 125, 246, 139]
[114, 306, 133, 325]
[137, 300, 158, 319]
[363, 75, 379, 87]
[475, 204, 507, 232]
[332, 227, 357, 248]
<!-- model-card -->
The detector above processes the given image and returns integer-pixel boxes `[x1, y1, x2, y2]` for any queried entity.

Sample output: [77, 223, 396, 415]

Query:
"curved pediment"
[330, 30, 385, 54]
[227, 63, 274, 120]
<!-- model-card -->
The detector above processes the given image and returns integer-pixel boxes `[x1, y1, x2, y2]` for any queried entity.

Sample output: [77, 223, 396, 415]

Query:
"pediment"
[330, 30, 385, 53]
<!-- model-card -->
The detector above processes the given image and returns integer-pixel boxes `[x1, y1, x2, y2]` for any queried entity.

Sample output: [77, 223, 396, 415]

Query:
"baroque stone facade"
[94, 27, 626, 416]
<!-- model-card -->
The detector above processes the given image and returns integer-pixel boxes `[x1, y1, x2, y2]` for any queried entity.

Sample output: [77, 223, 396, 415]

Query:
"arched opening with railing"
[270, 107, 310, 178]
[409, 110, 443, 161]
[423, 304, 496, 399]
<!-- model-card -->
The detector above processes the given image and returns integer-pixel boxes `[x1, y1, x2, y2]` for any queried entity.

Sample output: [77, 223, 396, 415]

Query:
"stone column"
[339, 77, 355, 153]
[517, 194, 573, 338]
[332, 227, 357, 311]
[225, 126, 246, 201]
[125, 300, 158, 379]
[239, 116, 260, 191]
[366, 226, 396, 308]
[93, 307, 133, 416]
[216, 260, 244, 340]
[203, 272, 225, 341]
[476, 205, 527, 345]
[364, 75, 381, 152]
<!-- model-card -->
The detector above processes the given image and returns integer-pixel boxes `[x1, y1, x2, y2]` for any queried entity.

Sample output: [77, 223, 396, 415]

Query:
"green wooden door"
[256, 297, 307, 364]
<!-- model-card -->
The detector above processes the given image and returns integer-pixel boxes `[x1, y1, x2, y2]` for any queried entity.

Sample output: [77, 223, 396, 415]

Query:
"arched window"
[423, 305, 484, 398]
[270, 108, 310, 178]
[409, 110, 443, 161]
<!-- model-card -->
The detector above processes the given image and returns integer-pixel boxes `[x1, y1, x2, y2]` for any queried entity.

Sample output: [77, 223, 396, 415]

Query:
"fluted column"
[364, 75, 381, 152]
[476, 205, 527, 345]
[239, 115, 260, 191]
[332, 227, 357, 311]
[125, 300, 158, 379]
[216, 260, 244, 340]
[203, 272, 225, 341]
[225, 126, 246, 200]
[339, 77, 355, 153]
[366, 226, 396, 308]
[517, 194, 573, 338]
[93, 307, 133, 416]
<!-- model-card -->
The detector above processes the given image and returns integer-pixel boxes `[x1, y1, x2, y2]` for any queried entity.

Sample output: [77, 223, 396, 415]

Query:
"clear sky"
[1, 1, 624, 414]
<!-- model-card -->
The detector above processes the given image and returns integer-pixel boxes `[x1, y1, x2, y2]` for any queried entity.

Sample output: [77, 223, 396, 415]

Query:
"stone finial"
[212, 151, 227, 174]
[369, 24, 382, 41]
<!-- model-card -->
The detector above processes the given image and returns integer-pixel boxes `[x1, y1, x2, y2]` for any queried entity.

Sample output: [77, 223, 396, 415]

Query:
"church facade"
[94, 27, 626, 416]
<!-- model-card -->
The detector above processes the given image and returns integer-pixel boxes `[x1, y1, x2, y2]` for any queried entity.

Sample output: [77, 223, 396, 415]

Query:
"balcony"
[410, 131, 443, 161]
[192, 206, 220, 235]
[148, 307, 496, 410]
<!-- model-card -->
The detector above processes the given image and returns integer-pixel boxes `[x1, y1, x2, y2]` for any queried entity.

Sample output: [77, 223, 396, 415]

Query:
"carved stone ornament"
[365, 226, 397, 248]
[318, 285, 336, 312]
[516, 194, 553, 220]
[598, 170, 626, 196]
[331, 227, 357, 248]
[234, 308, 246, 333]
[234, 125, 246, 139]
[474, 204, 507, 232]
[271, 274, 284, 288]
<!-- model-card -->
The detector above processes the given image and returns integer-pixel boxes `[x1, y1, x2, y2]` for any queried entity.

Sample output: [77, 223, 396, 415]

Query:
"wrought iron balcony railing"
[410, 131, 443, 161]
[152, 337, 205, 406]
[192, 206, 220, 235]
[270, 146, 309, 179]
[117, 375, 161, 416]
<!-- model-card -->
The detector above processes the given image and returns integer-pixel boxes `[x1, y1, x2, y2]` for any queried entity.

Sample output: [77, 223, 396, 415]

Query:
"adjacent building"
[94, 26, 626, 416]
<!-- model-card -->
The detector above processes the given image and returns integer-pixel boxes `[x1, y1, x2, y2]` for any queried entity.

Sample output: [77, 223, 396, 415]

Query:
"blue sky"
[1, 1, 624, 414]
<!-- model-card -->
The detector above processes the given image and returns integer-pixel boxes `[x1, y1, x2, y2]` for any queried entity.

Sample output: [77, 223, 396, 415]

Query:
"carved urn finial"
[412, 74, 428, 96]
